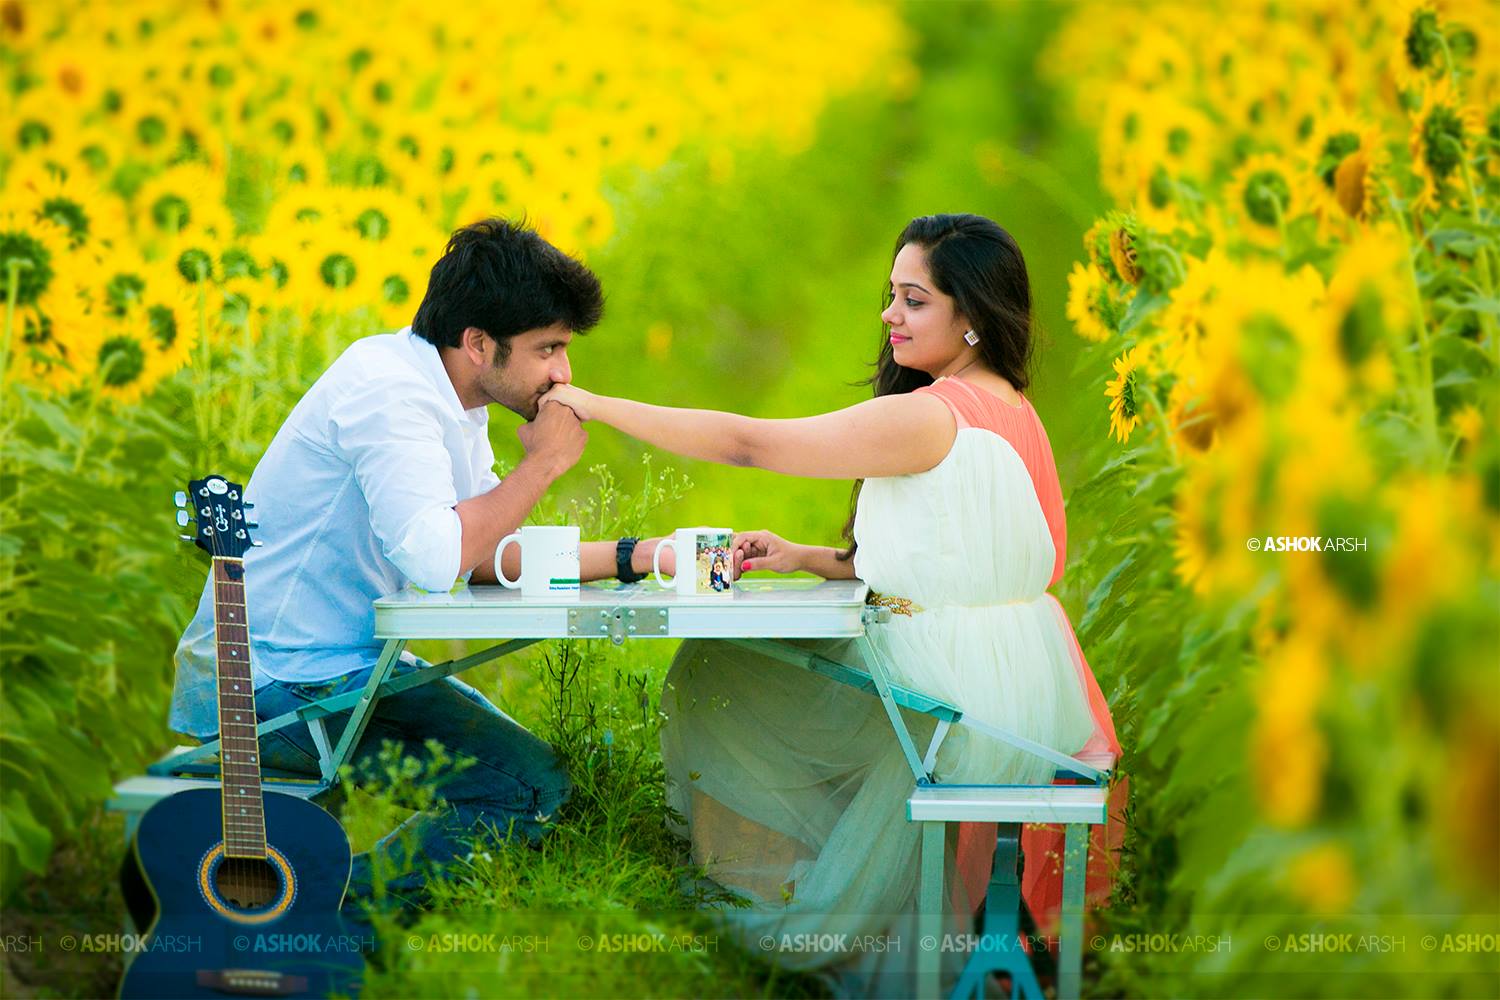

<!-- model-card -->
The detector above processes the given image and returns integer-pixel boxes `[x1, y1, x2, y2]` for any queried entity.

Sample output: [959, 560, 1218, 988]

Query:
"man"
[168, 217, 664, 909]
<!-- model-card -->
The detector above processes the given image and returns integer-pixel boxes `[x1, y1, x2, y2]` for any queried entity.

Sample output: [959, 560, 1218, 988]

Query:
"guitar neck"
[212, 557, 267, 858]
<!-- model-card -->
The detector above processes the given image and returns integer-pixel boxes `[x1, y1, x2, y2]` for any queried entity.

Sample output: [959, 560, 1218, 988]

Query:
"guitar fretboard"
[213, 558, 266, 858]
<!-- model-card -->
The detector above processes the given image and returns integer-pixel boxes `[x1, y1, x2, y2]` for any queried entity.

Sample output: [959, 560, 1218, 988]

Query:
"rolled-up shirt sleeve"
[328, 379, 464, 593]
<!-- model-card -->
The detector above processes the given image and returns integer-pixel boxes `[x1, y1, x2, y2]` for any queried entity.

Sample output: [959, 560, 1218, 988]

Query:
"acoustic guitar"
[119, 474, 363, 998]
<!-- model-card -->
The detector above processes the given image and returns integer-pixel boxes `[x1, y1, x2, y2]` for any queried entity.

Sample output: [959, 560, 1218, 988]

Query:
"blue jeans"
[248, 655, 571, 912]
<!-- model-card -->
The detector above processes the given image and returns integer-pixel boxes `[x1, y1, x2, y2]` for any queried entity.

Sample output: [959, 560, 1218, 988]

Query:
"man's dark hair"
[411, 217, 604, 362]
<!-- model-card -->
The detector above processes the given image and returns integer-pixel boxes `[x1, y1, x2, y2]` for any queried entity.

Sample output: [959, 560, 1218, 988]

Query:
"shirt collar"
[400, 327, 489, 430]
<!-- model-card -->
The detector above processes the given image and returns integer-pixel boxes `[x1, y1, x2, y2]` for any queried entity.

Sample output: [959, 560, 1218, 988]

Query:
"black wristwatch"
[616, 537, 646, 584]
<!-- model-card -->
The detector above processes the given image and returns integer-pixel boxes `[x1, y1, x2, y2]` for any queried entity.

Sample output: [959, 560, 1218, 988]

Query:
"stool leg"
[956, 822, 1043, 1000]
[1058, 822, 1089, 1000]
[918, 820, 944, 999]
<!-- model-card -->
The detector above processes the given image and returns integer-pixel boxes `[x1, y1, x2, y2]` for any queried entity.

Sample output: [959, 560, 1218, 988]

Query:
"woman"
[542, 214, 1124, 992]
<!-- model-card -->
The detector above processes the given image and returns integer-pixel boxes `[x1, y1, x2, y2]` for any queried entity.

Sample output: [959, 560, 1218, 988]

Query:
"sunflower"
[1151, 248, 1228, 376]
[134, 162, 234, 243]
[1390, 0, 1448, 93]
[10, 278, 95, 395]
[1302, 109, 1387, 228]
[1108, 224, 1142, 286]
[10, 88, 56, 153]
[137, 264, 198, 375]
[1324, 223, 1408, 392]
[1065, 261, 1117, 343]
[1227, 152, 1306, 247]
[1450, 403, 1484, 449]
[1171, 432, 1262, 597]
[264, 181, 338, 235]
[95, 247, 155, 319]
[275, 138, 331, 189]
[1198, 260, 1329, 419]
[281, 221, 370, 315]
[1408, 75, 1482, 213]
[0, 210, 68, 309]
[1165, 375, 1216, 453]
[1104, 343, 1151, 443]
[367, 253, 426, 331]
[122, 93, 181, 159]
[1252, 631, 1329, 827]
[161, 223, 225, 290]
[11, 160, 127, 253]
[36, 41, 105, 111]
[34, 124, 114, 183]
[93, 312, 163, 406]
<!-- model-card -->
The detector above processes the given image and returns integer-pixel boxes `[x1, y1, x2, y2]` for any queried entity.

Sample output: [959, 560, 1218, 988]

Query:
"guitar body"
[119, 788, 363, 999]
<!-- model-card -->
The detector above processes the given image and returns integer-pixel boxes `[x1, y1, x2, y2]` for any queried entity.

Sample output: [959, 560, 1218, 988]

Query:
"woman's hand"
[538, 382, 598, 421]
[731, 530, 804, 578]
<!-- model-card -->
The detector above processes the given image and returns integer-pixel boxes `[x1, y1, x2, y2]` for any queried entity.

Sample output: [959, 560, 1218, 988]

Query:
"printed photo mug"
[653, 527, 735, 598]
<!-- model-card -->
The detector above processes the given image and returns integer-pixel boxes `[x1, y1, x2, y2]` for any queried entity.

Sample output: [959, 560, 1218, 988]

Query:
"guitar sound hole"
[214, 857, 282, 910]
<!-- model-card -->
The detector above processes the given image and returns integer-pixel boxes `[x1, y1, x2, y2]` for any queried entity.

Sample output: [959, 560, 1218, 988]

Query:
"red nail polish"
[743, 562, 753, 570]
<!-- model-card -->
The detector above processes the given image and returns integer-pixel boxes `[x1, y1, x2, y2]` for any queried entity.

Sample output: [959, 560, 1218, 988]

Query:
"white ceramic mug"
[653, 527, 735, 598]
[496, 525, 581, 598]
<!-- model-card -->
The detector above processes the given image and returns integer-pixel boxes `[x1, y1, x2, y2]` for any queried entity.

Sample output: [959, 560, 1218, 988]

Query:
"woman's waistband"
[866, 590, 1050, 617]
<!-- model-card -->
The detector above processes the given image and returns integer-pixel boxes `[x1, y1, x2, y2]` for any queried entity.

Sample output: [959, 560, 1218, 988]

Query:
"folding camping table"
[128, 578, 1110, 999]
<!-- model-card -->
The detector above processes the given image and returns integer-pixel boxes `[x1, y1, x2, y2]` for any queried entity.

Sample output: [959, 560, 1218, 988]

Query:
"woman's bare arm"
[539, 384, 957, 480]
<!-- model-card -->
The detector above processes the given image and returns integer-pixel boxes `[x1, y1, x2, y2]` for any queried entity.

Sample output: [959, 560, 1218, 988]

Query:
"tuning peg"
[242, 501, 255, 510]
[174, 490, 188, 508]
[178, 534, 195, 543]
[250, 540, 264, 547]
[245, 520, 259, 529]
[176, 510, 191, 527]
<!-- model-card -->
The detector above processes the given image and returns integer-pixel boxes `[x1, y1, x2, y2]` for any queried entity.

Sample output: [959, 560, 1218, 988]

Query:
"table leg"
[1058, 822, 1089, 1000]
[854, 634, 931, 783]
[918, 820, 944, 999]
[322, 638, 405, 783]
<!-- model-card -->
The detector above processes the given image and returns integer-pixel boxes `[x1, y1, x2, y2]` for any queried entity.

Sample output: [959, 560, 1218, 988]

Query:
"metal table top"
[374, 578, 872, 641]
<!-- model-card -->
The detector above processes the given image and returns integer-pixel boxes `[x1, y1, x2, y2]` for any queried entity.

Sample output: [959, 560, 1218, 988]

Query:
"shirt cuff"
[388, 505, 464, 593]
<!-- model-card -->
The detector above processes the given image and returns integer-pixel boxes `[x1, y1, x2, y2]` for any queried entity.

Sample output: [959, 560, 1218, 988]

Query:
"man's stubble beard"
[486, 369, 548, 421]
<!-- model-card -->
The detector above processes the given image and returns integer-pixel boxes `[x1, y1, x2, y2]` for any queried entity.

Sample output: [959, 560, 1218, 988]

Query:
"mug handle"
[653, 538, 677, 587]
[496, 533, 523, 588]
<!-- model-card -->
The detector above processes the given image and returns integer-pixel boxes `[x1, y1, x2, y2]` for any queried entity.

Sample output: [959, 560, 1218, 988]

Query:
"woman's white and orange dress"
[659, 374, 1127, 991]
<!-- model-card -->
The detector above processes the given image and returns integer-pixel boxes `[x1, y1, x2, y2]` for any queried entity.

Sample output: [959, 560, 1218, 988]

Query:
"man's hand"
[517, 398, 587, 479]
[632, 536, 673, 577]
[732, 530, 804, 578]
[537, 383, 597, 421]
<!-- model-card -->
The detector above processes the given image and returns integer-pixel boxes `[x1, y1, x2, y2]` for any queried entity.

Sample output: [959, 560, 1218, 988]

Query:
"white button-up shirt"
[169, 327, 500, 738]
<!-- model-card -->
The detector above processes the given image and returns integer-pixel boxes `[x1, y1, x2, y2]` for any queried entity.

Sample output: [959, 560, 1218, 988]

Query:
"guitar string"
[207, 479, 274, 906]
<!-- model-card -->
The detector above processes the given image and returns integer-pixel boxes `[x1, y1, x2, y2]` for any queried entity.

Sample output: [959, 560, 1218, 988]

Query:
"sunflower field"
[1, 0, 1498, 997]
[1046, 0, 1500, 996]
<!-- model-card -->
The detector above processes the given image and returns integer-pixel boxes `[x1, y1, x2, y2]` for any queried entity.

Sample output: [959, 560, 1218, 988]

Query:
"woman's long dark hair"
[836, 213, 1036, 563]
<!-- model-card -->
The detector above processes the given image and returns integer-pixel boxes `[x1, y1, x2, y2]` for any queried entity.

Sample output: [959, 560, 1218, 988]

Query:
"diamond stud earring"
[963, 329, 979, 346]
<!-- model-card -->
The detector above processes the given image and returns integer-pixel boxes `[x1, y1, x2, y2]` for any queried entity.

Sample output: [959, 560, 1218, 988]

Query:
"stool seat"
[909, 753, 1116, 1000]
[109, 774, 329, 815]
[908, 783, 1107, 824]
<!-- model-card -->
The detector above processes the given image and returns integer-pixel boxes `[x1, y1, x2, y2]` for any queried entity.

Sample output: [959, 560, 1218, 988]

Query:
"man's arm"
[478, 538, 667, 586]
[453, 401, 587, 580]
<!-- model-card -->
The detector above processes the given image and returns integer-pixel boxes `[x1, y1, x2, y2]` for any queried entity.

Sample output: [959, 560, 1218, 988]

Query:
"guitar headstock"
[174, 474, 260, 559]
